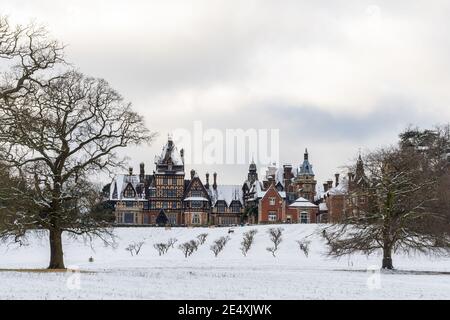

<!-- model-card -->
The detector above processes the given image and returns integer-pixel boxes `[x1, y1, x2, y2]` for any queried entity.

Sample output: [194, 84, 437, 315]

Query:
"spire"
[304, 148, 308, 160]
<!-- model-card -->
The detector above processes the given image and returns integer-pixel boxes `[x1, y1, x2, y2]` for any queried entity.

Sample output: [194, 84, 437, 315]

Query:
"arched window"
[192, 213, 200, 224]
[123, 184, 135, 198]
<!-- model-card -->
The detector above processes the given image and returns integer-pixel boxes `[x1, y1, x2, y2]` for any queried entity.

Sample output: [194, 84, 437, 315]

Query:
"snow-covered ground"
[0, 224, 449, 299]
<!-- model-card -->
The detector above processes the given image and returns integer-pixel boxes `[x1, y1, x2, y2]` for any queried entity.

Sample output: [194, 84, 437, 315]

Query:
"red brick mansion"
[105, 137, 363, 226]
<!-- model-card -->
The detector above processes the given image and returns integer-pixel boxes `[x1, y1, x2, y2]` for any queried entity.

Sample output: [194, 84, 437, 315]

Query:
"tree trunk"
[382, 246, 393, 269]
[48, 228, 65, 269]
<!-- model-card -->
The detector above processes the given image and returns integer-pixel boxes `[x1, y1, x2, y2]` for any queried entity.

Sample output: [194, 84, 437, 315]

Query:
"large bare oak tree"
[0, 70, 155, 268]
[323, 132, 450, 269]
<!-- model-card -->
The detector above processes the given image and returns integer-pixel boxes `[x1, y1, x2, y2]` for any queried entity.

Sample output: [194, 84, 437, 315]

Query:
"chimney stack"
[128, 167, 133, 176]
[205, 172, 210, 189]
[213, 172, 217, 190]
[139, 163, 145, 182]
[335, 173, 340, 187]
[180, 148, 184, 163]
[348, 172, 354, 182]
[327, 180, 333, 190]
[323, 183, 329, 192]
[190, 169, 195, 180]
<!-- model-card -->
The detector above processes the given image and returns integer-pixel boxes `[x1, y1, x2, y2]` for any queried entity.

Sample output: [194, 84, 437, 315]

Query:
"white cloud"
[2, 0, 450, 184]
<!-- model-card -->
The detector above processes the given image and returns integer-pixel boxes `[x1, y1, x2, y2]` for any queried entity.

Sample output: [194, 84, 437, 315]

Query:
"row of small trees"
[125, 228, 311, 258]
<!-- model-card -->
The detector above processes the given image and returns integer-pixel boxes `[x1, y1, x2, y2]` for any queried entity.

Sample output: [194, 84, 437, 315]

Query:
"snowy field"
[0, 224, 449, 300]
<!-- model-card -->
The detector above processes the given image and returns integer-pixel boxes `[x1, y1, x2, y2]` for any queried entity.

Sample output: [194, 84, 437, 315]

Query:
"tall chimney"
[129, 167, 133, 176]
[348, 172, 354, 182]
[327, 180, 333, 190]
[190, 169, 195, 180]
[205, 172, 210, 189]
[213, 172, 217, 190]
[335, 173, 340, 187]
[323, 183, 329, 192]
[180, 148, 184, 163]
[140, 163, 145, 182]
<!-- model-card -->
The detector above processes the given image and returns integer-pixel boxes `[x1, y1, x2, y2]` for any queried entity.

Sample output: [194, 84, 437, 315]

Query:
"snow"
[289, 197, 318, 208]
[208, 185, 243, 206]
[1, 224, 449, 299]
[183, 197, 209, 202]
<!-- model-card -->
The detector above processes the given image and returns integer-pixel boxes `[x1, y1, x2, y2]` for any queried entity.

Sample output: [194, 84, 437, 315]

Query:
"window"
[217, 202, 226, 213]
[191, 190, 203, 197]
[269, 197, 276, 206]
[149, 189, 156, 197]
[301, 212, 309, 224]
[125, 201, 134, 207]
[162, 189, 168, 197]
[172, 202, 177, 209]
[124, 212, 134, 224]
[124, 185, 135, 198]
[168, 213, 177, 225]
[172, 178, 177, 185]
[231, 203, 241, 213]
[191, 201, 202, 208]
[150, 202, 156, 209]
[162, 201, 168, 209]
[268, 212, 277, 221]
[192, 213, 200, 224]
[163, 177, 168, 185]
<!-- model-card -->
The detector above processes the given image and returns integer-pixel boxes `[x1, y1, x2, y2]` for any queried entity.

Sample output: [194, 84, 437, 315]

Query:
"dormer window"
[123, 184, 136, 198]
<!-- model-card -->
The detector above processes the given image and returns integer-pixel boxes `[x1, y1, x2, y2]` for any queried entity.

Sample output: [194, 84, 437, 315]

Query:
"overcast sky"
[3, 0, 450, 185]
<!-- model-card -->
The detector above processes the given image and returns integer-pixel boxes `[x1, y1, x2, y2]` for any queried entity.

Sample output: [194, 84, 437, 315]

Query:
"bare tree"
[0, 71, 155, 269]
[240, 229, 257, 256]
[323, 144, 450, 269]
[167, 238, 178, 248]
[0, 16, 64, 101]
[153, 243, 169, 256]
[266, 227, 283, 257]
[178, 241, 196, 258]
[125, 241, 144, 256]
[210, 236, 231, 257]
[196, 233, 208, 245]
[296, 239, 311, 257]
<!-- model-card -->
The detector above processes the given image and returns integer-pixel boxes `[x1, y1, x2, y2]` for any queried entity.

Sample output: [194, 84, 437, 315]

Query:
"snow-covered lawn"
[1, 224, 449, 299]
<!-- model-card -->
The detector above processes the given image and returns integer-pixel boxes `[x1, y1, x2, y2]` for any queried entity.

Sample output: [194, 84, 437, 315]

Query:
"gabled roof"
[109, 174, 147, 201]
[183, 175, 211, 201]
[207, 185, 243, 206]
[289, 196, 318, 208]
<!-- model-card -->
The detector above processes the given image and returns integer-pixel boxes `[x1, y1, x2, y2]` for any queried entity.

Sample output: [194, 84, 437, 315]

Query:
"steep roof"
[154, 138, 184, 172]
[207, 185, 243, 206]
[109, 174, 147, 201]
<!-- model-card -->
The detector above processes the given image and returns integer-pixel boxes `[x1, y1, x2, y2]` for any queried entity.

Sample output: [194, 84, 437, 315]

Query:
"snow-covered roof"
[208, 185, 243, 206]
[289, 197, 317, 208]
[319, 202, 328, 211]
[183, 196, 209, 202]
[154, 138, 184, 167]
[315, 177, 349, 201]
[298, 159, 314, 176]
[109, 174, 147, 201]
[262, 164, 296, 187]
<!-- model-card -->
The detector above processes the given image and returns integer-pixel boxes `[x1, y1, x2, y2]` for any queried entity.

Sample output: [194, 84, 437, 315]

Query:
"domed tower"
[293, 148, 317, 202]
